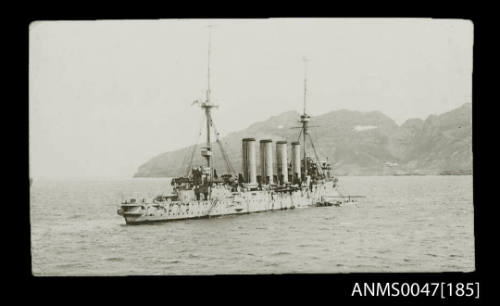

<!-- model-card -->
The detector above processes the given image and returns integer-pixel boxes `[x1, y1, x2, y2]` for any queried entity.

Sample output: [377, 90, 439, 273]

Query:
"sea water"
[30, 175, 474, 275]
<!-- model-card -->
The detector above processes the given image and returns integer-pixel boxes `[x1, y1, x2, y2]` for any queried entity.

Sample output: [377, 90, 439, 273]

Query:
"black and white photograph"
[29, 18, 474, 276]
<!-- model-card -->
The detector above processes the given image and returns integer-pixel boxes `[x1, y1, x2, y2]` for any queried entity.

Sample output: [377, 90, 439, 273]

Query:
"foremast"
[199, 26, 217, 184]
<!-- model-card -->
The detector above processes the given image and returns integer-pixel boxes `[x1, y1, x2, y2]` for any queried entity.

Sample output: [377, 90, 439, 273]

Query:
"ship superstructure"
[117, 28, 356, 225]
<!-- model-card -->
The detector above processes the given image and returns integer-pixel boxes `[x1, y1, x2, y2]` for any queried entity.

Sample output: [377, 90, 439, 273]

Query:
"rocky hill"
[134, 103, 472, 177]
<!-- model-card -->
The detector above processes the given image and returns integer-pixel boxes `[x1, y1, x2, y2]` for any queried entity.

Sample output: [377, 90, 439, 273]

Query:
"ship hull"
[118, 182, 343, 225]
[123, 207, 298, 225]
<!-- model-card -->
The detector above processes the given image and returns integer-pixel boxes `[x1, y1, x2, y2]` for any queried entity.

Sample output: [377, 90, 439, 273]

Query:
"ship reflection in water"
[31, 175, 474, 275]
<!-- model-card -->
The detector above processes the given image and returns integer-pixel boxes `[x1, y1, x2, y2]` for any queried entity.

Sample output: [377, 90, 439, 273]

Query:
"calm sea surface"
[30, 176, 474, 275]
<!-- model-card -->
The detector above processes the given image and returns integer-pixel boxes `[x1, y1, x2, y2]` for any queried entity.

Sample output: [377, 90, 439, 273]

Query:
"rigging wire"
[297, 127, 303, 142]
[307, 130, 349, 197]
[184, 112, 205, 176]
[176, 128, 194, 176]
[306, 132, 349, 198]
[178, 115, 198, 174]
[216, 139, 234, 175]
[307, 132, 326, 177]
[177, 147, 190, 175]
[208, 112, 234, 175]
[208, 112, 236, 176]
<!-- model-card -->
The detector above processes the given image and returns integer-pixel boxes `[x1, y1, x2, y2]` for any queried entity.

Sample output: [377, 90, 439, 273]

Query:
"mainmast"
[300, 57, 310, 177]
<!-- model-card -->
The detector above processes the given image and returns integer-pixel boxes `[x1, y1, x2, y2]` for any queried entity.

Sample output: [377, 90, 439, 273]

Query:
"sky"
[29, 18, 473, 178]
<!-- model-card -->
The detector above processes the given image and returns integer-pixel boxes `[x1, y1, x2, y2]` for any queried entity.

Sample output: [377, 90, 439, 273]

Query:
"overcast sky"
[29, 18, 473, 178]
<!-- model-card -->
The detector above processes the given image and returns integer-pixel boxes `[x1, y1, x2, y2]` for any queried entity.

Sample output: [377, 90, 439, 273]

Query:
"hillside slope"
[134, 103, 472, 177]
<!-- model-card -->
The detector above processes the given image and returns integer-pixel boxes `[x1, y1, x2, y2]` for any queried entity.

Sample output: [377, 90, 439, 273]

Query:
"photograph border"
[17, 8, 489, 304]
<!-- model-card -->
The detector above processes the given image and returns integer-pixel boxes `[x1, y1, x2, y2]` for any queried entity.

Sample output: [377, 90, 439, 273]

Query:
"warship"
[117, 29, 359, 225]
